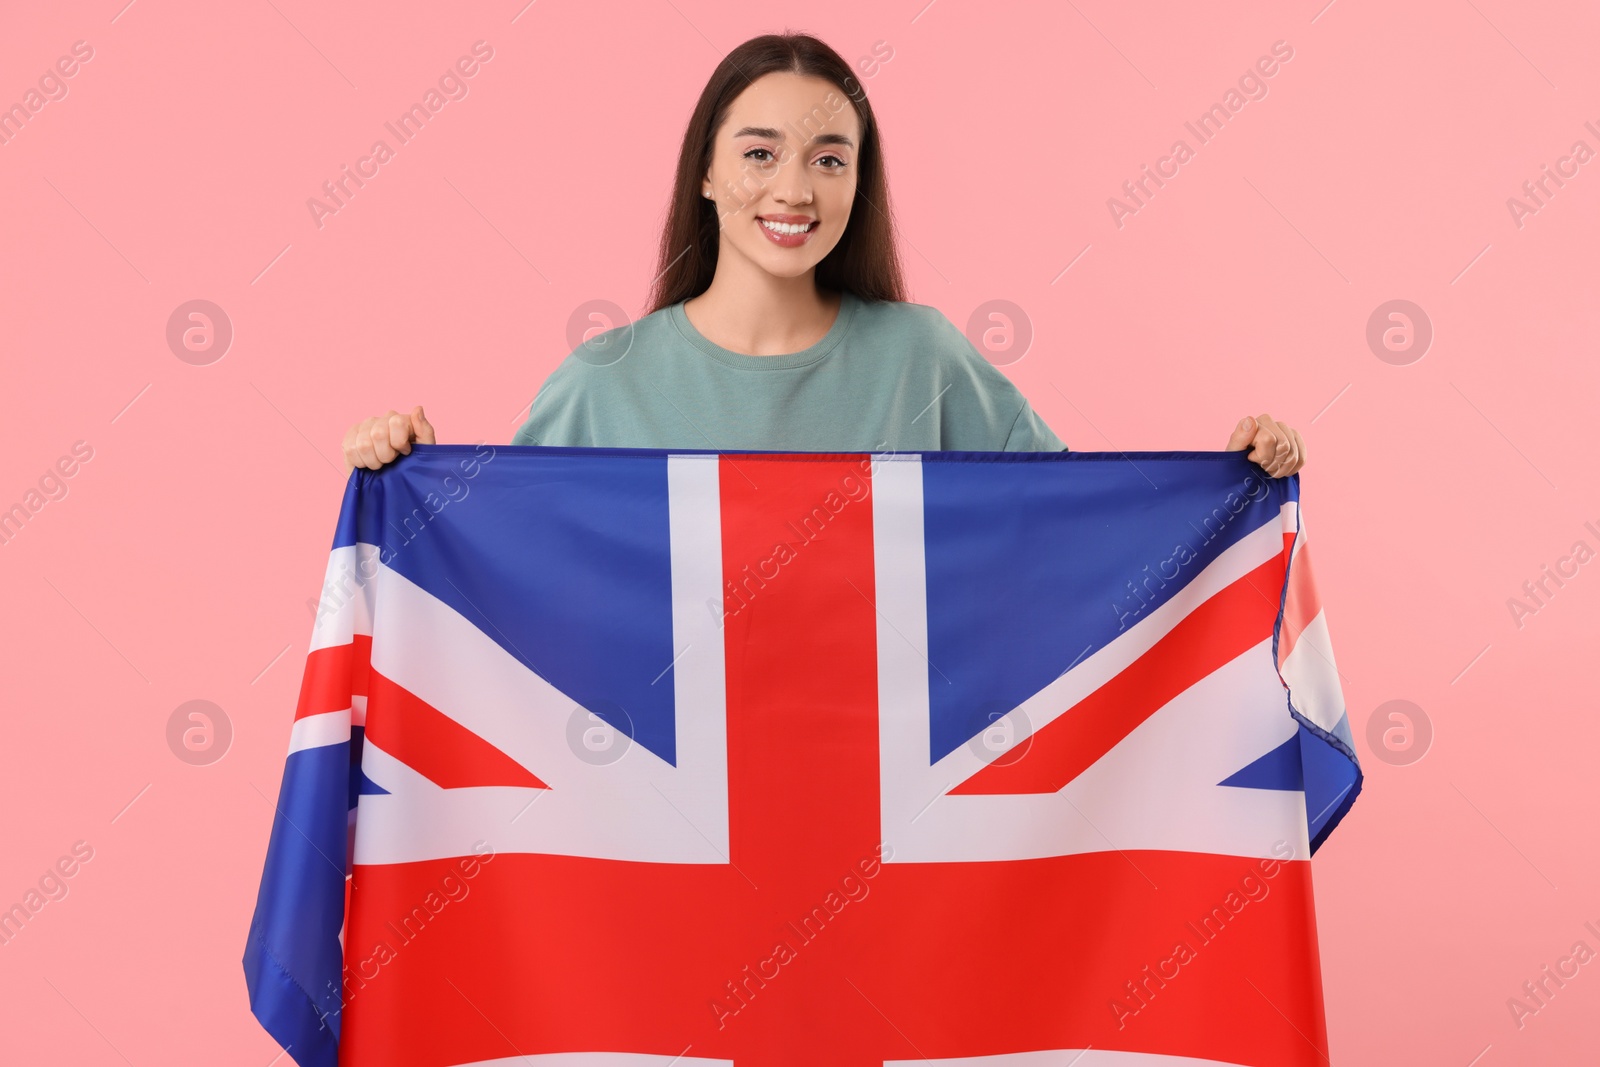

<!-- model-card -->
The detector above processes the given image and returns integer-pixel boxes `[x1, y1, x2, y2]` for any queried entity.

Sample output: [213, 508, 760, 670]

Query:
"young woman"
[341, 33, 1305, 475]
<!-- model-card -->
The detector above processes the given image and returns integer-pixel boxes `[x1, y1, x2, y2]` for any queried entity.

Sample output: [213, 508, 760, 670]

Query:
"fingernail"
[1238, 417, 1252, 431]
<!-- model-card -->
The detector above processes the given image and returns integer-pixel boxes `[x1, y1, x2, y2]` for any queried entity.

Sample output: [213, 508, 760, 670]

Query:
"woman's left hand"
[1225, 413, 1305, 477]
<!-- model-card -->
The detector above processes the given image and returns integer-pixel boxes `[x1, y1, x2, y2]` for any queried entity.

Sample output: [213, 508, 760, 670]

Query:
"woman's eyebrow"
[731, 125, 855, 149]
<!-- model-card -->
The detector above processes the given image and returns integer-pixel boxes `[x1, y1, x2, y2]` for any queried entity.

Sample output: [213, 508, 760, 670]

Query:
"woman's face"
[702, 72, 862, 281]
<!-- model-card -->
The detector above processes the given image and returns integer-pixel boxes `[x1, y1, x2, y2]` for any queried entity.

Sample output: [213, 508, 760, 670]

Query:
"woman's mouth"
[758, 216, 819, 248]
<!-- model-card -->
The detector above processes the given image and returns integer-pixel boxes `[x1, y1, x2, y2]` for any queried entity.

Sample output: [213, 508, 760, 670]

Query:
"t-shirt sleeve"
[510, 357, 585, 447]
[1002, 400, 1069, 452]
[929, 307, 1068, 452]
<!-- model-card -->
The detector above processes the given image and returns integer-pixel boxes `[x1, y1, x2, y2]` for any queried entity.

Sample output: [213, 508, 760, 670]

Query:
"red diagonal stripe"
[293, 634, 371, 720]
[362, 668, 549, 790]
[1277, 532, 1323, 667]
[953, 553, 1286, 795]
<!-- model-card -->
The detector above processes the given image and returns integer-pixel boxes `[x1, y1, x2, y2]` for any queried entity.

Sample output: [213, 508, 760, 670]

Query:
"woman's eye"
[743, 148, 848, 169]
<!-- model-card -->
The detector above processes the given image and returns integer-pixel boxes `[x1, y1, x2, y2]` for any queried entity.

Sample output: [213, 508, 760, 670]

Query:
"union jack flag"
[244, 443, 1362, 1067]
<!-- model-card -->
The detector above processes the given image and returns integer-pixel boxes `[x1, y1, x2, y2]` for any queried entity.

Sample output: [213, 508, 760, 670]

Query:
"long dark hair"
[645, 33, 907, 314]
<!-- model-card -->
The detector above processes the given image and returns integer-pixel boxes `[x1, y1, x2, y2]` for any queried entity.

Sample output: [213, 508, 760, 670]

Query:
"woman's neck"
[682, 276, 841, 357]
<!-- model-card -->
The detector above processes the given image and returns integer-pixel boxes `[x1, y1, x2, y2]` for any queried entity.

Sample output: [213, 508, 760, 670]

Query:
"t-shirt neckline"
[669, 290, 859, 371]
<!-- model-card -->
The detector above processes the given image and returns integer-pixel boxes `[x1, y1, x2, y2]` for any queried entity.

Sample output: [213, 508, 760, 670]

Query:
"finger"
[1247, 426, 1278, 467]
[1225, 416, 1256, 451]
[387, 411, 413, 456]
[352, 421, 382, 470]
[1253, 413, 1286, 472]
[412, 404, 436, 445]
[341, 423, 359, 474]
[1281, 425, 1304, 476]
[1290, 426, 1306, 472]
[1271, 423, 1296, 476]
[1269, 422, 1293, 475]
[367, 420, 399, 466]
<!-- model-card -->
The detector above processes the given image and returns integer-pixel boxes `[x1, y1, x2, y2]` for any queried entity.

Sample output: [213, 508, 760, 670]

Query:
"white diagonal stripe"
[353, 453, 730, 866]
[872, 457, 1306, 863]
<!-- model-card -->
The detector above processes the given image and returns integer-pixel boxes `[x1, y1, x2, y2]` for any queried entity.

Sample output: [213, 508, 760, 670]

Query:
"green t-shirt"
[510, 289, 1067, 452]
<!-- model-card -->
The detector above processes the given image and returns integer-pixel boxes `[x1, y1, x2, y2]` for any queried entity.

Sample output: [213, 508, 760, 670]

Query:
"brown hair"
[645, 32, 908, 314]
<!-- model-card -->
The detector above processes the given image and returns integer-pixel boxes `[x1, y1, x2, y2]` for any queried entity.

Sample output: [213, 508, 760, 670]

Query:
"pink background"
[3, 1, 1597, 1063]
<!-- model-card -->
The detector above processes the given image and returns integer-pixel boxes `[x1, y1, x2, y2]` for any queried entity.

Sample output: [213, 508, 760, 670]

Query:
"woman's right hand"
[342, 405, 436, 472]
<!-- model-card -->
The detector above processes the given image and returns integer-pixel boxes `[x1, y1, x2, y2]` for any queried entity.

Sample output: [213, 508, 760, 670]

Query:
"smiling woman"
[502, 36, 1071, 454]
[340, 32, 1306, 475]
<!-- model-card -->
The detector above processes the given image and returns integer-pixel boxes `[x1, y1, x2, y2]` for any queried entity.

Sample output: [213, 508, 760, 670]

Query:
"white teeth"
[760, 219, 813, 235]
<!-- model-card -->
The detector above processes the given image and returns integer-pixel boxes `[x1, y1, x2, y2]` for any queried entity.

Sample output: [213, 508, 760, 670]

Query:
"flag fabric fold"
[245, 443, 1361, 1067]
